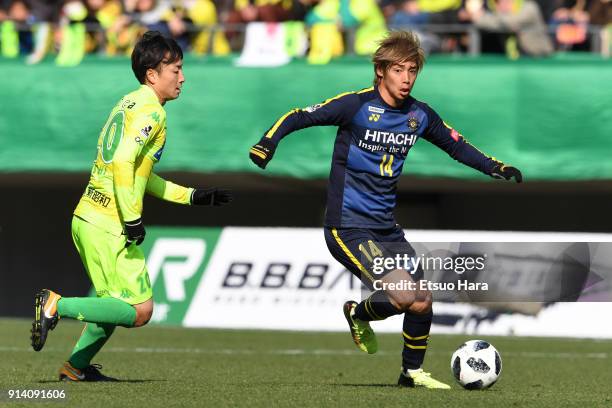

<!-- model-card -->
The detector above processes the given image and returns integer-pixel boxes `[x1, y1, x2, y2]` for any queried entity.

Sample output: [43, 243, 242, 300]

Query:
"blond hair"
[372, 31, 425, 85]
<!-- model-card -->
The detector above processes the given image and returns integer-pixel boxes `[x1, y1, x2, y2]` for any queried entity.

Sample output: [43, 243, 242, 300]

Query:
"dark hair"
[372, 31, 425, 85]
[131, 31, 183, 84]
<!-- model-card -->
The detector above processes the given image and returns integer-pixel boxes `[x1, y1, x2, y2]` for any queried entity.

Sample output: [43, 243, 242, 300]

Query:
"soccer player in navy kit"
[249, 31, 521, 388]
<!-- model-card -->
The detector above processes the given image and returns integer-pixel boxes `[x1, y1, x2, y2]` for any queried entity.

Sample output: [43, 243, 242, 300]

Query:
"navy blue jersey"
[264, 87, 499, 229]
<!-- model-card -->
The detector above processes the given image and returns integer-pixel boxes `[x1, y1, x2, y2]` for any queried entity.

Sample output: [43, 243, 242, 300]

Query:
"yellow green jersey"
[75, 85, 193, 236]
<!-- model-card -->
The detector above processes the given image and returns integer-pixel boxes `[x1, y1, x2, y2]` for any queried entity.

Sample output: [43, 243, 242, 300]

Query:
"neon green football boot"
[398, 368, 451, 389]
[343, 300, 378, 354]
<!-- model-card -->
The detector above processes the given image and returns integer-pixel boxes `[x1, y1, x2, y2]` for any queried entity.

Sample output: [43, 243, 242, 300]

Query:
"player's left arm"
[112, 111, 154, 247]
[146, 172, 232, 206]
[113, 114, 151, 225]
[422, 105, 522, 183]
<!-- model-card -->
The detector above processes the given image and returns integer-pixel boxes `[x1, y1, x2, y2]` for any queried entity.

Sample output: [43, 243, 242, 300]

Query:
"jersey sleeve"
[113, 105, 165, 222]
[146, 172, 194, 205]
[263, 91, 362, 144]
[421, 104, 499, 175]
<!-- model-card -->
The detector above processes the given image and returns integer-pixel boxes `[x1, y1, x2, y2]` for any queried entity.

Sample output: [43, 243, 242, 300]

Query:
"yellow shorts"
[71, 216, 152, 305]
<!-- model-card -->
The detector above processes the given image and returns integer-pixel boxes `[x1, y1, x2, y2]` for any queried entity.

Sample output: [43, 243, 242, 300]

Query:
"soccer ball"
[450, 340, 502, 390]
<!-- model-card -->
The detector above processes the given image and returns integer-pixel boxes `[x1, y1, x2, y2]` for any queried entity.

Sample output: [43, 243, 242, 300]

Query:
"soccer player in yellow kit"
[30, 31, 232, 381]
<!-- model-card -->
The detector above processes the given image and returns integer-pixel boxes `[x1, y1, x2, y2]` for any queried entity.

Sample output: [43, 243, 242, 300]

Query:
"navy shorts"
[324, 225, 423, 290]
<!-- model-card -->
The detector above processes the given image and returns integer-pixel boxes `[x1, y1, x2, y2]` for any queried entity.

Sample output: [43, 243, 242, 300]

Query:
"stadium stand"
[0, 0, 609, 61]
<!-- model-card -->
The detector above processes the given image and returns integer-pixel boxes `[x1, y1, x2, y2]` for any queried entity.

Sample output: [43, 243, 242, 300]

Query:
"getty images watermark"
[370, 253, 489, 292]
[359, 242, 606, 302]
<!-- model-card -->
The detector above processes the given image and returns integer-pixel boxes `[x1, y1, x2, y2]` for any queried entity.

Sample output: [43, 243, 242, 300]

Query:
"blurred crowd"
[0, 0, 610, 64]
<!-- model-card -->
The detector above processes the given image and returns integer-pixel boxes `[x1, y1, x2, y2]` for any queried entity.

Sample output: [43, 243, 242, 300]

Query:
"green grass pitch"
[1, 318, 611, 407]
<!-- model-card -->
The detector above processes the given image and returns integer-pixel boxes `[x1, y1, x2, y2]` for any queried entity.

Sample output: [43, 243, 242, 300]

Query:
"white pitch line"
[0, 346, 609, 359]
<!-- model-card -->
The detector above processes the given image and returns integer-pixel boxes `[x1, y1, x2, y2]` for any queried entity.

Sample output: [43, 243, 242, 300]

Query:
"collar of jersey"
[138, 84, 162, 106]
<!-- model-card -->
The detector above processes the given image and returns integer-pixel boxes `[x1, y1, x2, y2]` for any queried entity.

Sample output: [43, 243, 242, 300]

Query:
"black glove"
[124, 218, 146, 247]
[191, 188, 233, 206]
[491, 163, 523, 183]
[249, 138, 277, 169]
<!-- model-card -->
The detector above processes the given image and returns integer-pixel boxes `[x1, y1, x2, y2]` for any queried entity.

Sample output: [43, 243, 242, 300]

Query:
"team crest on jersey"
[408, 117, 419, 130]
[304, 104, 322, 113]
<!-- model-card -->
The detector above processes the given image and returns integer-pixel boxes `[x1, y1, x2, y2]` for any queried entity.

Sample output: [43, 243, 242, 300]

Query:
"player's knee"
[132, 301, 153, 327]
[134, 308, 153, 327]
[134, 310, 152, 327]
[409, 291, 432, 314]
[390, 291, 416, 312]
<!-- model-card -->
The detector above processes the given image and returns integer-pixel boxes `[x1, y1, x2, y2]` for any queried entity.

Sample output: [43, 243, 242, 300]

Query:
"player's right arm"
[249, 90, 365, 169]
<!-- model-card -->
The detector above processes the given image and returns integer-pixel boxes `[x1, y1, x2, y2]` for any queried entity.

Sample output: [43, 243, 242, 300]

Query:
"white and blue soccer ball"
[450, 340, 502, 390]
